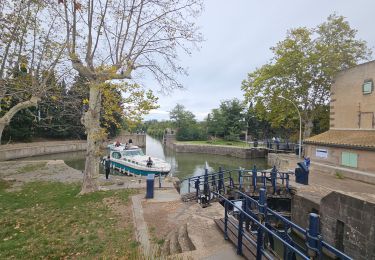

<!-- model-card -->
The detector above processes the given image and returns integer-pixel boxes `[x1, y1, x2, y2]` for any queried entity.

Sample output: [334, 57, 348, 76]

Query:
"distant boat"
[103, 143, 171, 176]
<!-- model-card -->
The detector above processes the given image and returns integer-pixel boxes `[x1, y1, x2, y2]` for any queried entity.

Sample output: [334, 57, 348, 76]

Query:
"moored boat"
[103, 144, 171, 176]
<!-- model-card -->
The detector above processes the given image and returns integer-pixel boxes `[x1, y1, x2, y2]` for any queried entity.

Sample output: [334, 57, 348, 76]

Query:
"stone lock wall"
[320, 192, 375, 260]
[172, 143, 267, 159]
[0, 141, 87, 161]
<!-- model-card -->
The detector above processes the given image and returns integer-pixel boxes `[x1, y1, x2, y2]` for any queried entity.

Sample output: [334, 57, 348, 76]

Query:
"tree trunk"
[80, 83, 102, 194]
[0, 123, 5, 144]
[303, 118, 314, 138]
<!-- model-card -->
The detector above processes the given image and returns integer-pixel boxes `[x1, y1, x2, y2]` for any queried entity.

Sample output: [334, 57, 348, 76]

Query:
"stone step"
[177, 223, 196, 252]
[169, 230, 182, 255]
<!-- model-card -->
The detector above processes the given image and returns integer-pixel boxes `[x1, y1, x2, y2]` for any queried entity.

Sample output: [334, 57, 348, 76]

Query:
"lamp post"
[277, 96, 302, 158]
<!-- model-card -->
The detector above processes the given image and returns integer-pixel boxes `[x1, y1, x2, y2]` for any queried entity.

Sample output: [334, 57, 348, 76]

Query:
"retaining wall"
[0, 141, 87, 161]
[170, 142, 267, 159]
[115, 133, 146, 147]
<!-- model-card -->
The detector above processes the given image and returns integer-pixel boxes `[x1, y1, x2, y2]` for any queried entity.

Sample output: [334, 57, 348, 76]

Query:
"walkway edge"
[131, 194, 151, 255]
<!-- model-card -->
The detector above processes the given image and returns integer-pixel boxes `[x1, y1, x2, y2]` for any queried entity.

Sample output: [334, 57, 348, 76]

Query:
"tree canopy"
[241, 14, 372, 138]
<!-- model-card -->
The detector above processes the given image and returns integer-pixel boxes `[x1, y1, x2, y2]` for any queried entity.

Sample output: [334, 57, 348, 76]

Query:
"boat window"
[112, 152, 121, 159]
[122, 149, 144, 157]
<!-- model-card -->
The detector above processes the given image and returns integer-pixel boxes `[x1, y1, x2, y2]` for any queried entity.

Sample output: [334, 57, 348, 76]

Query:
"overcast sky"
[144, 0, 375, 121]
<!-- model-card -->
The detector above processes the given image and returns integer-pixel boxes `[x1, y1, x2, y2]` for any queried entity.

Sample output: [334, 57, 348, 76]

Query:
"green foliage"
[241, 14, 372, 138]
[207, 98, 246, 140]
[335, 171, 345, 179]
[176, 123, 207, 141]
[0, 181, 140, 259]
[169, 104, 196, 129]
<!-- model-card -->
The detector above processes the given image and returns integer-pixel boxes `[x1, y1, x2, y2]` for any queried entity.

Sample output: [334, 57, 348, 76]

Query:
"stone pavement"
[133, 187, 243, 259]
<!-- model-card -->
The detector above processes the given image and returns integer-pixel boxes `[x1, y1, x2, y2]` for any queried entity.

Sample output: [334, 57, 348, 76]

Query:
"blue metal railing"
[213, 189, 353, 260]
[183, 165, 292, 196]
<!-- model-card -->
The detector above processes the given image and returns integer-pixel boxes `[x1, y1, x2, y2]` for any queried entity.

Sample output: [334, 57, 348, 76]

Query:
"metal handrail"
[214, 192, 309, 260]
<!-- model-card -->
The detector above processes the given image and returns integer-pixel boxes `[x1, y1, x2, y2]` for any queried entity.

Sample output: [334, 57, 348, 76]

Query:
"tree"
[207, 98, 246, 140]
[0, 0, 66, 143]
[56, 0, 202, 193]
[241, 14, 372, 138]
[169, 104, 196, 129]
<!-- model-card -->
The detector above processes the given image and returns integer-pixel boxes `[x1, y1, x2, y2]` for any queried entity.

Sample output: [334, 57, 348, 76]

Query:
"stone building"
[304, 60, 375, 184]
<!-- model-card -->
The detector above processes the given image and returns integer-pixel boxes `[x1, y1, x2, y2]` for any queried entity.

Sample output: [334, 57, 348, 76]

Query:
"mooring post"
[286, 173, 290, 193]
[159, 173, 162, 188]
[224, 200, 228, 240]
[204, 167, 209, 199]
[256, 188, 267, 260]
[188, 178, 191, 193]
[252, 165, 257, 191]
[307, 213, 321, 259]
[271, 166, 277, 194]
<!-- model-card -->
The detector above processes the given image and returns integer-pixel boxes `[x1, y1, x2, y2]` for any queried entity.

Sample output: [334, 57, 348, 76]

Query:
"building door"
[360, 112, 374, 129]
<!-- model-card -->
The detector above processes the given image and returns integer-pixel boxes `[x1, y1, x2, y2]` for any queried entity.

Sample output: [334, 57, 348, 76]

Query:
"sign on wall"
[316, 148, 328, 158]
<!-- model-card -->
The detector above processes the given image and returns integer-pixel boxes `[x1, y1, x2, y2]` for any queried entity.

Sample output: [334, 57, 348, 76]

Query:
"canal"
[20, 135, 269, 180]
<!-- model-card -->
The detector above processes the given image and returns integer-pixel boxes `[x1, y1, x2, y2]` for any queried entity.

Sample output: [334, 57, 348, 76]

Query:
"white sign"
[316, 148, 328, 158]
[233, 200, 243, 212]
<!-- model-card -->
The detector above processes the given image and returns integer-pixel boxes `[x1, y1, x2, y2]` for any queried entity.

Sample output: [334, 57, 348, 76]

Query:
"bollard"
[188, 179, 191, 193]
[159, 174, 162, 188]
[252, 165, 257, 191]
[271, 166, 277, 194]
[306, 213, 321, 258]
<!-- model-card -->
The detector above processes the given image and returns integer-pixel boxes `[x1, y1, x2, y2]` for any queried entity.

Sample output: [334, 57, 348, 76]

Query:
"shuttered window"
[341, 152, 358, 168]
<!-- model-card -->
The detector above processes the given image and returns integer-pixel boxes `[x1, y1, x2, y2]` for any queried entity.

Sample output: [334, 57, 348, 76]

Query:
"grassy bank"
[177, 139, 250, 148]
[0, 180, 140, 259]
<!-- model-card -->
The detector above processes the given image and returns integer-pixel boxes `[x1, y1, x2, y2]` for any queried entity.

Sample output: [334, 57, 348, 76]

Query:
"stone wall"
[0, 141, 87, 161]
[291, 194, 320, 229]
[267, 153, 301, 171]
[320, 192, 375, 259]
[171, 143, 267, 159]
[115, 133, 146, 147]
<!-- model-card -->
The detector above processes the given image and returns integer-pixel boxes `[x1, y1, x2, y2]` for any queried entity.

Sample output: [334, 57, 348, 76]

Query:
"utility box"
[146, 174, 155, 199]
[295, 162, 309, 185]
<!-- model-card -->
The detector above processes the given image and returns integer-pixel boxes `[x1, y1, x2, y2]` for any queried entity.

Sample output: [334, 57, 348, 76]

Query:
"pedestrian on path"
[105, 155, 111, 179]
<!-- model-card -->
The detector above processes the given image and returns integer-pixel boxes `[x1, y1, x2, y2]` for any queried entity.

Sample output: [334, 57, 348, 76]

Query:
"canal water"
[20, 135, 268, 180]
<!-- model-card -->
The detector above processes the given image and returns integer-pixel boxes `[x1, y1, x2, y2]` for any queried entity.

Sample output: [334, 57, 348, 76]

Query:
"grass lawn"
[177, 139, 250, 148]
[0, 179, 140, 259]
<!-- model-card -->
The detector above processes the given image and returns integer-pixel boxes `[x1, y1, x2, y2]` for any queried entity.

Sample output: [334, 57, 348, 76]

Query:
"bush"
[176, 125, 207, 141]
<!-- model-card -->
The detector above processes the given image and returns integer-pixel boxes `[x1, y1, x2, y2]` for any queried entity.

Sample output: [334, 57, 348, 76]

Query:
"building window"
[363, 80, 373, 94]
[341, 152, 358, 168]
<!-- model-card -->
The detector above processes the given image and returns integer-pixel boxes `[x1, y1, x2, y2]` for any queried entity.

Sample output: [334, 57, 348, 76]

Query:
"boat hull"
[105, 159, 170, 176]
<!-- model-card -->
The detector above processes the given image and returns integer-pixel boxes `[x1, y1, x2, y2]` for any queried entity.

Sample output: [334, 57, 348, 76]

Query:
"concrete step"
[169, 230, 182, 255]
[178, 223, 196, 252]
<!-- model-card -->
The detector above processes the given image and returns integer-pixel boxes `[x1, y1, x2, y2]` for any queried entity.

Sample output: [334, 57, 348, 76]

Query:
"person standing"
[105, 155, 111, 179]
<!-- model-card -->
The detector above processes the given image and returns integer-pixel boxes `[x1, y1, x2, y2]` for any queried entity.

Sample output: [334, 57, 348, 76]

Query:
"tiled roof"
[304, 130, 375, 150]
